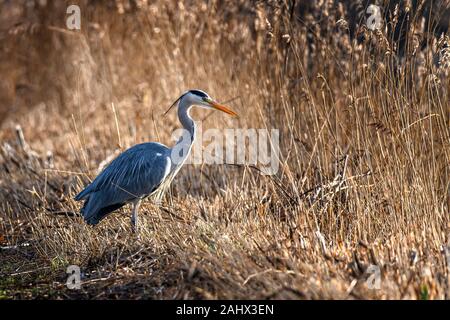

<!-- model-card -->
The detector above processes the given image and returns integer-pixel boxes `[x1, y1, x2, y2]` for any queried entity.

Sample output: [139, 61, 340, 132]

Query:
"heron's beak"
[206, 98, 238, 117]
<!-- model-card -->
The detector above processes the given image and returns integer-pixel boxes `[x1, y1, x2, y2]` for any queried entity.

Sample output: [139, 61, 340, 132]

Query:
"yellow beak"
[207, 99, 238, 117]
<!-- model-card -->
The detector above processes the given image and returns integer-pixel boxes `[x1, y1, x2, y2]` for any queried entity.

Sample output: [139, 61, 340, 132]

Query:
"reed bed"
[0, 0, 449, 299]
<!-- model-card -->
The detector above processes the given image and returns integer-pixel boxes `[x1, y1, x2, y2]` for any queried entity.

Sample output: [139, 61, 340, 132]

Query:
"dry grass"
[0, 0, 449, 299]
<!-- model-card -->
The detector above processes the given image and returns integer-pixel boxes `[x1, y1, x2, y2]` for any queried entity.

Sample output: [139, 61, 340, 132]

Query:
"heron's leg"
[131, 199, 141, 233]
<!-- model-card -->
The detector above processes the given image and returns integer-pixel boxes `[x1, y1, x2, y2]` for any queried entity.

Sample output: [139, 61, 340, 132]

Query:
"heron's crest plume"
[163, 94, 183, 116]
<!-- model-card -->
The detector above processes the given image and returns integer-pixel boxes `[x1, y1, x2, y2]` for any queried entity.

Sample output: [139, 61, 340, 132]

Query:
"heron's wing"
[76, 143, 171, 199]
[75, 143, 172, 224]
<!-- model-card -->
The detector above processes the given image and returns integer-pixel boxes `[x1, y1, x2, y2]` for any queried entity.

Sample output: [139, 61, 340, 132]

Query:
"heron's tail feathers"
[74, 187, 91, 201]
[79, 193, 125, 225]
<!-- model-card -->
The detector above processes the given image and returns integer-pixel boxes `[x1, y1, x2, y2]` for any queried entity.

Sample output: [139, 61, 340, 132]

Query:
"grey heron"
[74, 90, 237, 231]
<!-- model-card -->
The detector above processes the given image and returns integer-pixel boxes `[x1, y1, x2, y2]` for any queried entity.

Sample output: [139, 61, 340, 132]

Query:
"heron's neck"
[178, 99, 196, 140]
[171, 99, 196, 169]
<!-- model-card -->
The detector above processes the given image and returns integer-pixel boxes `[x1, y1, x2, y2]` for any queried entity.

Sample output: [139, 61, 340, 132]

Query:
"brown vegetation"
[0, 0, 449, 299]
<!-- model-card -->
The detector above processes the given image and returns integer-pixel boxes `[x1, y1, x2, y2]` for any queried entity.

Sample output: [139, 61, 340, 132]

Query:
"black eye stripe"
[189, 90, 208, 98]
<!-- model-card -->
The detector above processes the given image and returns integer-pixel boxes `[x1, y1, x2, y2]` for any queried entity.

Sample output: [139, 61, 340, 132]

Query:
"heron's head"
[165, 89, 237, 117]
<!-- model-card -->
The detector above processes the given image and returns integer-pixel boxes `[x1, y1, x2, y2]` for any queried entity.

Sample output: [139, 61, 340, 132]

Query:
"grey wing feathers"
[75, 143, 172, 225]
